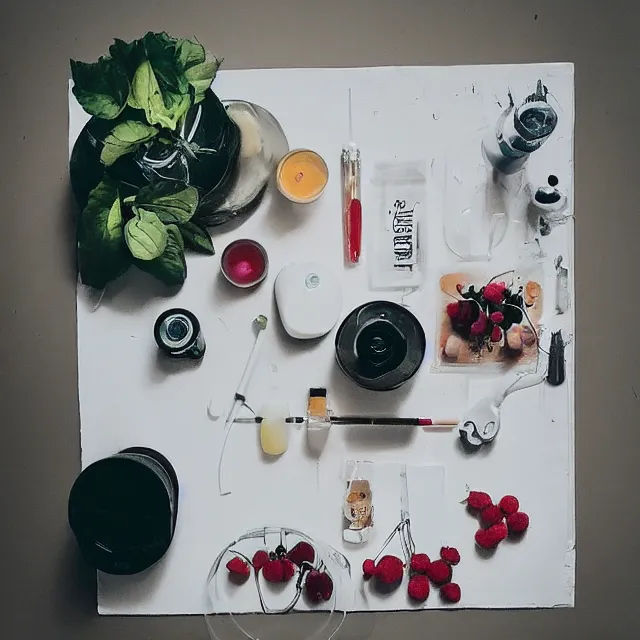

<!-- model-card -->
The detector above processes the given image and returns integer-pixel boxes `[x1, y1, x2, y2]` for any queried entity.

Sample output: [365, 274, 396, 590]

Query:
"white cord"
[217, 316, 268, 496]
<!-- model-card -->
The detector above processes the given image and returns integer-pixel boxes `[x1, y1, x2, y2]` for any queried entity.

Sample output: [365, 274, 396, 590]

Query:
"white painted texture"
[69, 63, 575, 614]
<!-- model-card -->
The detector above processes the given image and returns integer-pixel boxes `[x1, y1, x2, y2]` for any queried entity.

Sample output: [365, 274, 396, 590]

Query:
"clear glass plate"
[205, 527, 356, 640]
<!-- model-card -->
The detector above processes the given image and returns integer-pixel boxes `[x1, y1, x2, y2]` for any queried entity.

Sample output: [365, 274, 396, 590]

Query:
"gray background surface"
[1, 0, 639, 638]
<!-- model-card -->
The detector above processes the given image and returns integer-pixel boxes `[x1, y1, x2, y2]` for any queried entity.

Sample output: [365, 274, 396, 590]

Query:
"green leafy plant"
[78, 178, 213, 289]
[70, 32, 239, 289]
[71, 32, 220, 130]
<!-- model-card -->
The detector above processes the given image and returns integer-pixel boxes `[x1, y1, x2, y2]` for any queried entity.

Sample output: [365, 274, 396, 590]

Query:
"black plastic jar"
[335, 301, 426, 391]
[154, 308, 206, 359]
[68, 447, 179, 575]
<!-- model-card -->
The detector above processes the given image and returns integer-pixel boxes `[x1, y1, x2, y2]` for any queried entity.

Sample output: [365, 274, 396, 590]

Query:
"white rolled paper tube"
[306, 416, 331, 455]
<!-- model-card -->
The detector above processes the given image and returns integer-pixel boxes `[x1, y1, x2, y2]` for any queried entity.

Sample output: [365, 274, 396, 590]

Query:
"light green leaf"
[100, 120, 158, 166]
[130, 60, 190, 130]
[135, 181, 199, 223]
[127, 92, 141, 110]
[185, 59, 220, 103]
[179, 221, 214, 254]
[136, 224, 187, 286]
[125, 209, 168, 260]
[71, 57, 130, 120]
[77, 179, 130, 288]
[176, 38, 205, 70]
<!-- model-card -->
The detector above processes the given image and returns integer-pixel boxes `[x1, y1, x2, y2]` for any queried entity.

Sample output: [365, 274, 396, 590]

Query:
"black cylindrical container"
[154, 308, 206, 359]
[68, 447, 179, 575]
[335, 301, 426, 391]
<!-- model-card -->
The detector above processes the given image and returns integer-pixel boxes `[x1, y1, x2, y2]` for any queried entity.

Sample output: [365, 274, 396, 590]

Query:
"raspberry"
[305, 570, 333, 602]
[481, 504, 505, 527]
[226, 556, 250, 579]
[490, 311, 504, 324]
[446, 302, 461, 319]
[252, 550, 269, 571]
[262, 558, 284, 583]
[475, 522, 508, 549]
[407, 574, 430, 601]
[281, 558, 296, 582]
[287, 541, 315, 567]
[440, 547, 460, 566]
[362, 559, 377, 579]
[426, 559, 452, 586]
[410, 553, 431, 574]
[483, 282, 507, 304]
[470, 312, 488, 336]
[490, 325, 502, 342]
[467, 491, 492, 510]
[507, 511, 530, 534]
[441, 582, 461, 603]
[375, 555, 404, 584]
[498, 495, 520, 516]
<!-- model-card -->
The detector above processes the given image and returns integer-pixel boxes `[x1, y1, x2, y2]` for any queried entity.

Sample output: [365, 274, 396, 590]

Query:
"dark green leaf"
[136, 224, 186, 285]
[142, 32, 188, 94]
[77, 179, 130, 288]
[135, 181, 199, 223]
[130, 59, 190, 130]
[124, 209, 168, 260]
[179, 221, 214, 254]
[71, 56, 130, 120]
[108, 38, 145, 79]
[100, 120, 158, 166]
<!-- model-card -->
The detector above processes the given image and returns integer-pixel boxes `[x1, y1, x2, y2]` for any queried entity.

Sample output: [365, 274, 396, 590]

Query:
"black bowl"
[335, 301, 426, 392]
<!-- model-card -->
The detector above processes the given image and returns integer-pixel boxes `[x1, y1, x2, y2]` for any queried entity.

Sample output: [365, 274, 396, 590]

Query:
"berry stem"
[486, 269, 515, 285]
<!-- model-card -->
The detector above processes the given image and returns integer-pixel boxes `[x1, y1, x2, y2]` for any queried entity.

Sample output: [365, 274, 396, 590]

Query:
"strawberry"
[362, 558, 377, 579]
[426, 559, 452, 586]
[498, 495, 520, 516]
[507, 511, 530, 534]
[375, 555, 404, 584]
[407, 574, 430, 601]
[410, 553, 431, 574]
[475, 522, 508, 549]
[440, 546, 460, 566]
[287, 541, 315, 567]
[481, 504, 505, 527]
[252, 550, 269, 571]
[226, 556, 250, 579]
[467, 491, 492, 511]
[262, 558, 284, 583]
[441, 582, 461, 603]
[305, 570, 333, 602]
[281, 558, 297, 582]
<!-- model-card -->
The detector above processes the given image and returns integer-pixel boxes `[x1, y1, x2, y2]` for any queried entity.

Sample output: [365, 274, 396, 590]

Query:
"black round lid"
[335, 301, 426, 391]
[154, 308, 200, 354]
[68, 456, 175, 575]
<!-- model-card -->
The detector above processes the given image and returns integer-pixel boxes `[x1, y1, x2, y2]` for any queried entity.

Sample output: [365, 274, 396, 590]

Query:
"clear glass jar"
[199, 100, 290, 227]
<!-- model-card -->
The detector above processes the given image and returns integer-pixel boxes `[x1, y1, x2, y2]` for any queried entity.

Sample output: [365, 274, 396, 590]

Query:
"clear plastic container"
[443, 152, 509, 262]
[205, 527, 355, 640]
[368, 161, 426, 290]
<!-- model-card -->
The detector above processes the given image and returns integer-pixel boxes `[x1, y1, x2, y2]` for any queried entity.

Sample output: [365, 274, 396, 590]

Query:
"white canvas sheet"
[70, 63, 575, 614]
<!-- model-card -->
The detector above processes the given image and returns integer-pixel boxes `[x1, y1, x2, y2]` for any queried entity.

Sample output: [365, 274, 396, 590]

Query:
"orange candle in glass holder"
[276, 149, 328, 204]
